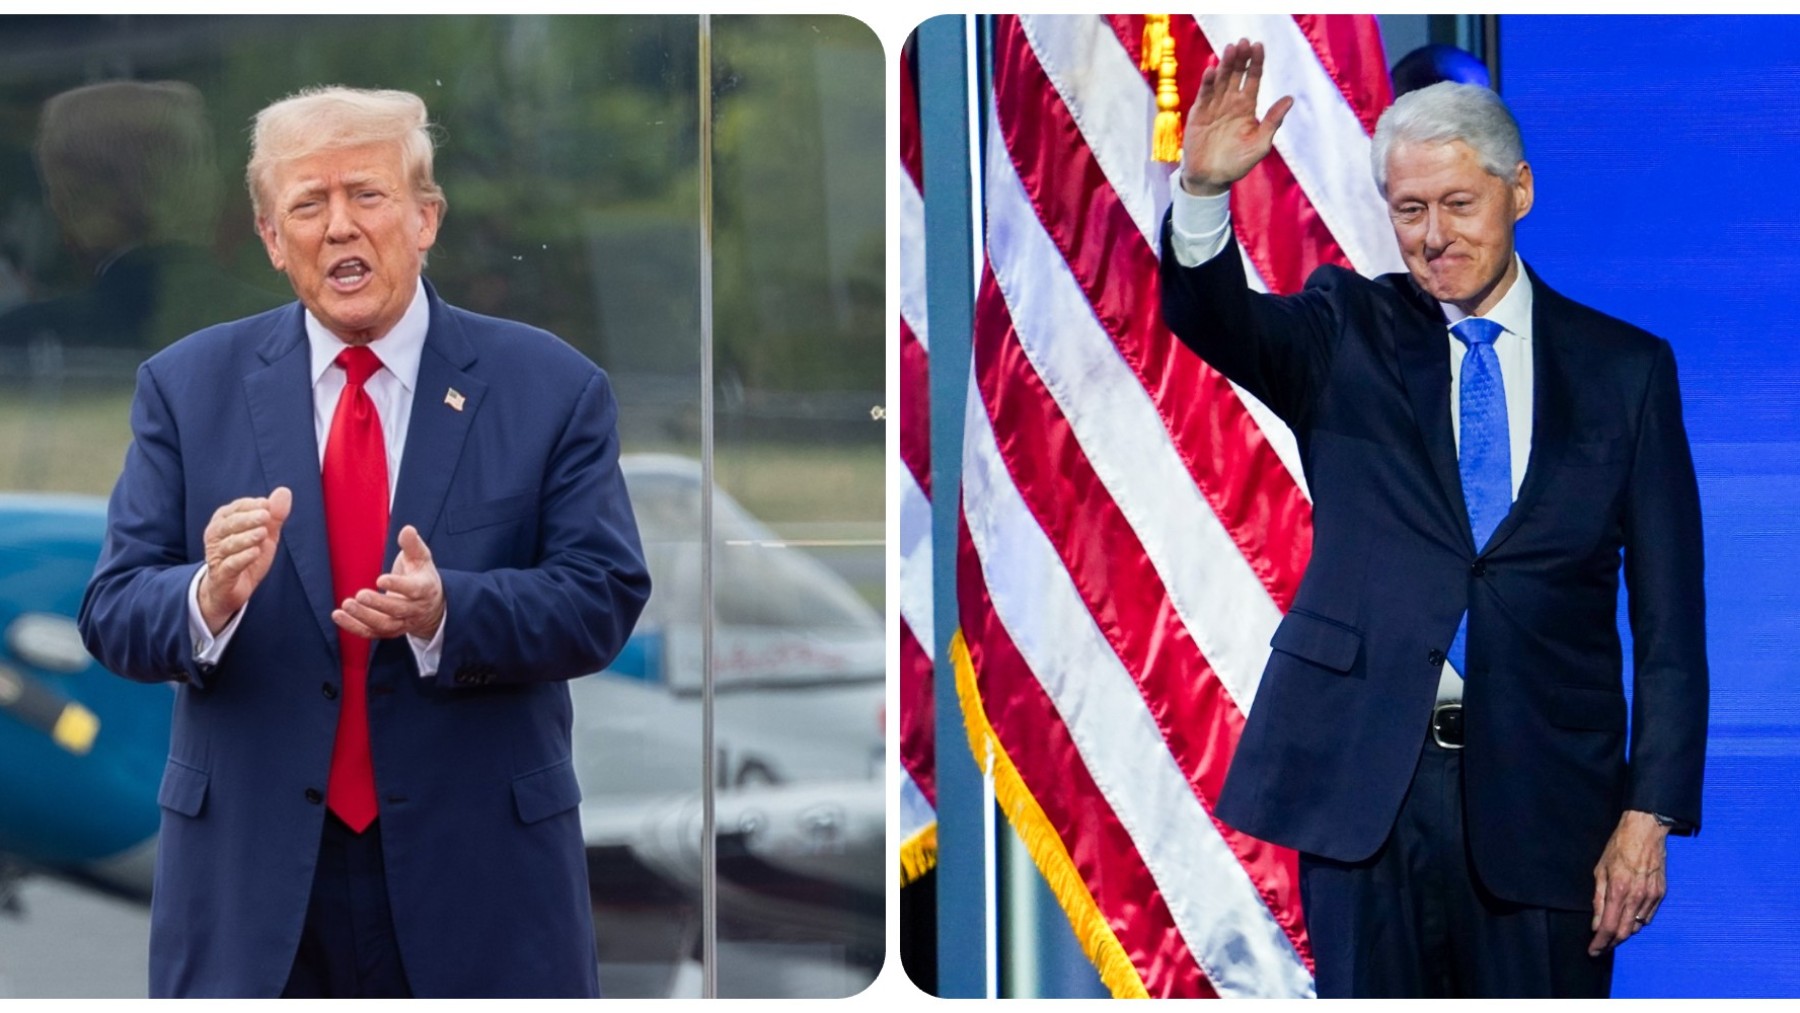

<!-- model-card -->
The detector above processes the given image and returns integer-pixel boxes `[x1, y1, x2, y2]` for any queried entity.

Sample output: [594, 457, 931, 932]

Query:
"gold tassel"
[1150, 17, 1183, 163]
[952, 630, 1153, 999]
[1140, 14, 1168, 72]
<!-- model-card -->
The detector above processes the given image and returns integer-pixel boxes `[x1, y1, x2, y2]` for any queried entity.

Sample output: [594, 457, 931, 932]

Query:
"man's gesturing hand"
[1589, 809, 1670, 956]
[1179, 38, 1295, 197]
[198, 486, 292, 634]
[332, 524, 445, 642]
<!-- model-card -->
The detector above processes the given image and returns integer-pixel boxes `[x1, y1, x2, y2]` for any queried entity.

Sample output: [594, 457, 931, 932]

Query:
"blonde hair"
[247, 85, 446, 222]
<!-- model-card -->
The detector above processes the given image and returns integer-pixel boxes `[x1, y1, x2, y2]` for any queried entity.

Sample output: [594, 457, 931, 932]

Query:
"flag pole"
[965, 13, 984, 295]
[919, 12, 990, 998]
[964, 13, 1000, 1001]
[983, 739, 998, 998]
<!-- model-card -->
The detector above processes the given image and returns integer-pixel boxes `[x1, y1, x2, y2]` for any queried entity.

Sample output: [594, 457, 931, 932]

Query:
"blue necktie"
[1446, 316, 1509, 678]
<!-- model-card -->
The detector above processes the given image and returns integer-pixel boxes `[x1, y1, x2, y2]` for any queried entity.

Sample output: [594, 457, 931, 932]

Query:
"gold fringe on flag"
[899, 821, 938, 888]
[951, 630, 1152, 999]
[1143, 15, 1183, 163]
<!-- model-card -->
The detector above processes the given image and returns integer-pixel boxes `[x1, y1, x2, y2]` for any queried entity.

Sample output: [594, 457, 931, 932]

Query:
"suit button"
[305, 788, 323, 804]
[1427, 648, 1445, 667]
[322, 682, 338, 700]
[1471, 560, 1487, 577]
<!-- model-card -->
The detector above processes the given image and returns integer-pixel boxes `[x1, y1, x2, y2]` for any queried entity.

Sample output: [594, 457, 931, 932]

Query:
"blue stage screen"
[1502, 14, 1800, 998]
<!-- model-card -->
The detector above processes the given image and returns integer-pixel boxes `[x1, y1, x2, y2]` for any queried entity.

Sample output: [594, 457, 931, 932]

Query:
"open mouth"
[327, 258, 371, 291]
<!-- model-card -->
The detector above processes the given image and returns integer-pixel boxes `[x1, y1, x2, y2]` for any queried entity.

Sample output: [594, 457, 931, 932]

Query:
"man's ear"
[1512, 161, 1534, 223]
[257, 217, 285, 272]
[416, 199, 442, 255]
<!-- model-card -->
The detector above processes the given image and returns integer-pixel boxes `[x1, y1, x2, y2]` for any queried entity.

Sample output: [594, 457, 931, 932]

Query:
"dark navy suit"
[79, 282, 650, 997]
[1159, 229, 1707, 916]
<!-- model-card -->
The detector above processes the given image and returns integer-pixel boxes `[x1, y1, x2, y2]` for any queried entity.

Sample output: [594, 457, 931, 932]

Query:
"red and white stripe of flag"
[897, 38, 938, 887]
[954, 14, 1397, 997]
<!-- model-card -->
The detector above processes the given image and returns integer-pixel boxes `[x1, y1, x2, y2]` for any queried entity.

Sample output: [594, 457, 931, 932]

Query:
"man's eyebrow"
[280, 172, 391, 202]
[280, 180, 326, 204]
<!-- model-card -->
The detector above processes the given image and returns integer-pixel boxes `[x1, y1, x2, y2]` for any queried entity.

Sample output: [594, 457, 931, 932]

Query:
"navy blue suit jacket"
[1160, 229, 1707, 912]
[78, 281, 651, 996]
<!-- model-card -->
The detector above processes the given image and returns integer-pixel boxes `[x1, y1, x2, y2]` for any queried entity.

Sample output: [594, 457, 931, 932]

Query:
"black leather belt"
[1431, 702, 1464, 750]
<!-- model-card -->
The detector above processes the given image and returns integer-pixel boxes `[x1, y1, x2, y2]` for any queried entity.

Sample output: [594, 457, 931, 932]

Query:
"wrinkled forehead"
[262, 139, 410, 202]
[1383, 137, 1502, 196]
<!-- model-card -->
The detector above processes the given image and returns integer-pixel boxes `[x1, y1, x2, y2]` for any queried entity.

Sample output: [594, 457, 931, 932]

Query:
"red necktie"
[322, 345, 387, 832]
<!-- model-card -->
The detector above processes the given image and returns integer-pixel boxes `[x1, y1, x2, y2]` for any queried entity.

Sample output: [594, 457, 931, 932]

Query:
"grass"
[0, 388, 135, 499]
[706, 440, 884, 529]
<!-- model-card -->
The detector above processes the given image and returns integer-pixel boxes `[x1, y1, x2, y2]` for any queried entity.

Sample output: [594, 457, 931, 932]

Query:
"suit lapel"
[1393, 280, 1471, 549]
[1481, 264, 1573, 556]
[243, 305, 339, 653]
[386, 284, 488, 566]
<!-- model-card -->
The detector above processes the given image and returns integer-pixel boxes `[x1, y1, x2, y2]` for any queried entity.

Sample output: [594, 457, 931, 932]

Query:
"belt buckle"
[1431, 702, 1464, 750]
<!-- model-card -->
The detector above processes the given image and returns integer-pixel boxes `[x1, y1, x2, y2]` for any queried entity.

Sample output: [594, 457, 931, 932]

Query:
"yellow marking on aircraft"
[52, 703, 98, 755]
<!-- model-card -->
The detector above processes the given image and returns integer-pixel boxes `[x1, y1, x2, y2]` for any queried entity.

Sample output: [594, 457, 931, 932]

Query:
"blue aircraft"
[0, 494, 161, 907]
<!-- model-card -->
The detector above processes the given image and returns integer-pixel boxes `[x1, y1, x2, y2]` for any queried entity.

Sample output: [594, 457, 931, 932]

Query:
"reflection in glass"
[708, 15, 886, 998]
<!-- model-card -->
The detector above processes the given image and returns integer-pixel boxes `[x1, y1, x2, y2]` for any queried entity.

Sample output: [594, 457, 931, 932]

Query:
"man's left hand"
[332, 525, 445, 642]
[1589, 809, 1669, 956]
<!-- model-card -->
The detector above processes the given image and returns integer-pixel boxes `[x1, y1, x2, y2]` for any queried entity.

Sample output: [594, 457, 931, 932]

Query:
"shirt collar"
[1440, 252, 1533, 340]
[305, 278, 429, 391]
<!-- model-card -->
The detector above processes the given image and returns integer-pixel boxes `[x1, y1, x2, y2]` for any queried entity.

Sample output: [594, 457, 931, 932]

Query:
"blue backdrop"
[1503, 14, 1800, 998]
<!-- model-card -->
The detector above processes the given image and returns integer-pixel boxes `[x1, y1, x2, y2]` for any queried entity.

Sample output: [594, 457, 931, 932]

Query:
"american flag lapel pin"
[444, 387, 465, 412]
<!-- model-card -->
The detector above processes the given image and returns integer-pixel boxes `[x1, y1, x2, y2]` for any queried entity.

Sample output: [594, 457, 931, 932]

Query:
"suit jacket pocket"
[157, 758, 209, 817]
[1549, 684, 1627, 732]
[1269, 609, 1362, 673]
[513, 757, 582, 824]
[447, 492, 535, 534]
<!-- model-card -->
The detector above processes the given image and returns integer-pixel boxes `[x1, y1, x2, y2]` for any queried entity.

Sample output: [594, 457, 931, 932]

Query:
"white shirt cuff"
[407, 619, 444, 679]
[187, 564, 245, 664]
[1168, 168, 1233, 268]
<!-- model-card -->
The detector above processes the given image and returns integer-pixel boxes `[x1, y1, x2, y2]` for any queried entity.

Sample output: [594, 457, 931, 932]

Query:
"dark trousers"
[1299, 739, 1613, 998]
[282, 815, 413, 998]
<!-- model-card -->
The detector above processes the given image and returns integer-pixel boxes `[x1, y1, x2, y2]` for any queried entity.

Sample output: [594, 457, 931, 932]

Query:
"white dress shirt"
[1169, 180, 1536, 700]
[187, 279, 444, 677]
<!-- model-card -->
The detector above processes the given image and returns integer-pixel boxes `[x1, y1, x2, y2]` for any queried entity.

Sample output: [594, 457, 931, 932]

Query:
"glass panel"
[706, 14, 886, 998]
[0, 14, 704, 998]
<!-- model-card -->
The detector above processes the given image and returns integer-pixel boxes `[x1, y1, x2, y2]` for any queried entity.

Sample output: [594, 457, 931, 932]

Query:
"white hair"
[1371, 81, 1524, 194]
[247, 85, 446, 222]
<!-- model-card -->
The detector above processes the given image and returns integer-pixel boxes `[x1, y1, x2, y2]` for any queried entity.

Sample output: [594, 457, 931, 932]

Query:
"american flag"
[951, 14, 1400, 997]
[897, 36, 937, 888]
